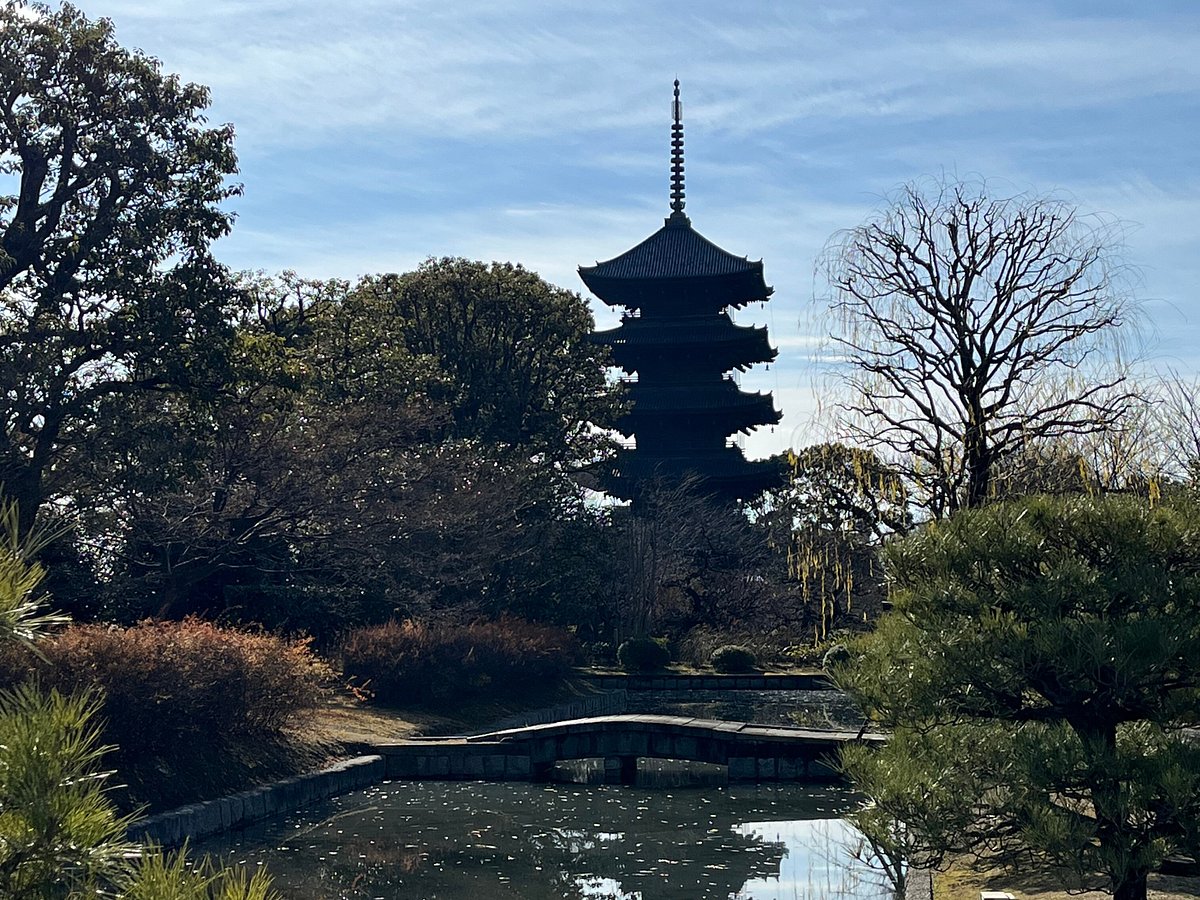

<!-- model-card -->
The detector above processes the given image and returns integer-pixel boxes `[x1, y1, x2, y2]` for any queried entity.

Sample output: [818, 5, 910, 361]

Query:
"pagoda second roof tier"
[592, 316, 777, 367]
[603, 448, 784, 500]
[579, 212, 770, 310]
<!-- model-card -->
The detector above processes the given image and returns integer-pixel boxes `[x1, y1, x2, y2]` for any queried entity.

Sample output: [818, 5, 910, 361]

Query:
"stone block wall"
[586, 673, 832, 691]
[127, 754, 386, 849]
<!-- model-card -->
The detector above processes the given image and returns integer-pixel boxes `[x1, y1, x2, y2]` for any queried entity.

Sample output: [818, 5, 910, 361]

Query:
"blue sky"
[75, 0, 1200, 459]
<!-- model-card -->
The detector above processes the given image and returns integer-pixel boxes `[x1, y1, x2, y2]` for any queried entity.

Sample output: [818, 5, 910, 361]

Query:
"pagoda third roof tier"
[592, 315, 777, 366]
[579, 213, 770, 310]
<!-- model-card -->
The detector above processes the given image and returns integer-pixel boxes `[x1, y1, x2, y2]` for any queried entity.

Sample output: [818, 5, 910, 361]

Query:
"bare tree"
[987, 386, 1161, 501]
[1153, 370, 1200, 488]
[821, 178, 1138, 516]
[612, 476, 768, 641]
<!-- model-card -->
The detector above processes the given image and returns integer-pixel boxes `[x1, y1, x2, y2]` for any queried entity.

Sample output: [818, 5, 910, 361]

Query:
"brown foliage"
[0, 619, 328, 753]
[341, 618, 578, 706]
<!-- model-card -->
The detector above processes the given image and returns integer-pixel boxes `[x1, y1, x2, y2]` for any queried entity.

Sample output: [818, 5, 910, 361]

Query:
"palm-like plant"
[0, 500, 69, 649]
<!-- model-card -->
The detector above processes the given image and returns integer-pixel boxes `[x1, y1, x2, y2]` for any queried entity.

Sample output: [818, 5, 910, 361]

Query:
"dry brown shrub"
[341, 617, 577, 706]
[0, 618, 328, 753]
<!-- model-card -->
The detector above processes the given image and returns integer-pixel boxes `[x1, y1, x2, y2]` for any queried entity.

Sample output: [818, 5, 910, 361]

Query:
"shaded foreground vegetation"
[0, 507, 280, 895]
[0, 619, 329, 812]
[5, 5, 1200, 899]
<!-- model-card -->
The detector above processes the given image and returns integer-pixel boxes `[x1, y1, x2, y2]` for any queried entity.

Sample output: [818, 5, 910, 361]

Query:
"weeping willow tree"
[753, 444, 909, 643]
[1153, 370, 1200, 492]
[820, 178, 1139, 518]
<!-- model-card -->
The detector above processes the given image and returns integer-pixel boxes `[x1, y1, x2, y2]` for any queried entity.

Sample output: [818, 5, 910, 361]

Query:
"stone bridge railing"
[375, 714, 883, 784]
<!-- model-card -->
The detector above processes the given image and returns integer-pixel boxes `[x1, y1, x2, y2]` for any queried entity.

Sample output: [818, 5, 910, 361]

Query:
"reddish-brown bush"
[0, 619, 328, 753]
[341, 617, 577, 705]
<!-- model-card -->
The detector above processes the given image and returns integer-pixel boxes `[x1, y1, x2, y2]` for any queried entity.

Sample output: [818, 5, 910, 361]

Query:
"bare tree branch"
[819, 177, 1140, 515]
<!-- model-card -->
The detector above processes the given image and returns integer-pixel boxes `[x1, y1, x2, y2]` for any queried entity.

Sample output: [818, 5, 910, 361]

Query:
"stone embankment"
[128, 755, 384, 848]
[128, 674, 844, 848]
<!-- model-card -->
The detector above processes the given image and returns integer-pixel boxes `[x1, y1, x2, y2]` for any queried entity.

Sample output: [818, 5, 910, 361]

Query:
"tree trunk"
[1086, 722, 1147, 900]
[963, 415, 991, 509]
[1113, 870, 1147, 900]
[8, 466, 44, 535]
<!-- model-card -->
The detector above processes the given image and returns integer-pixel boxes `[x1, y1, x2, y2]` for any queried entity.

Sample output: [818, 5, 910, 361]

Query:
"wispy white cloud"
[65, 0, 1200, 457]
[86, 0, 1200, 151]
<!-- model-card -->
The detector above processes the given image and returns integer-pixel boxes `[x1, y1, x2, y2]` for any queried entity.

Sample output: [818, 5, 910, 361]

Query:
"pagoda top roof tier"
[579, 212, 771, 311]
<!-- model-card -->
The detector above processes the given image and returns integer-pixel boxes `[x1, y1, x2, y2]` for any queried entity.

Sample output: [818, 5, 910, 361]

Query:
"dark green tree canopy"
[69, 266, 618, 629]
[358, 258, 618, 463]
[840, 495, 1200, 900]
[0, 2, 240, 528]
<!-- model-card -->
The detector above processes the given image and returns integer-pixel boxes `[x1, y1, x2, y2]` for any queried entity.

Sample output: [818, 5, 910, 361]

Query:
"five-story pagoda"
[581, 82, 782, 502]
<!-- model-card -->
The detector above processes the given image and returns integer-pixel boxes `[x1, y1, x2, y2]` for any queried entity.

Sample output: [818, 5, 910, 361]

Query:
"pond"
[204, 779, 894, 899]
[624, 689, 865, 730]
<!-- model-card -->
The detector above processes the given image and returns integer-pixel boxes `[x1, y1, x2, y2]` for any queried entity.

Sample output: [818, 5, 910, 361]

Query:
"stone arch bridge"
[376, 714, 883, 785]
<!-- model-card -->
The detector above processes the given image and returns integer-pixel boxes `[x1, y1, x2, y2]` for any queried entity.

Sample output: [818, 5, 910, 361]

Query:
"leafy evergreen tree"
[0, 2, 240, 532]
[839, 494, 1200, 900]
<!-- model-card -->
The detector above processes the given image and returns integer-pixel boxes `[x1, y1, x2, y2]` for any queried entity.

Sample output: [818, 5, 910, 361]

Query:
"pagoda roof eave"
[593, 318, 778, 370]
[580, 213, 762, 279]
[612, 383, 780, 437]
[591, 317, 772, 347]
[580, 269, 771, 310]
[600, 450, 784, 501]
[579, 213, 771, 308]
[622, 381, 779, 411]
[609, 347, 778, 373]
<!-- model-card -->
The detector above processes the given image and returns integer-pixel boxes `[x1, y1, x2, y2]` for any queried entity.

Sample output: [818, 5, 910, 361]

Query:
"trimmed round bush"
[617, 637, 670, 672]
[710, 644, 757, 673]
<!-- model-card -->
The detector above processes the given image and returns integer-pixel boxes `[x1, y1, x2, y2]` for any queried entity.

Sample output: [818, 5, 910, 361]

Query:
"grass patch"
[933, 856, 1200, 899]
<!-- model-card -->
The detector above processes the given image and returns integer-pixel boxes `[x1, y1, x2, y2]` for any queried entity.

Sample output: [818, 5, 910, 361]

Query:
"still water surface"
[624, 689, 865, 730]
[205, 780, 891, 899]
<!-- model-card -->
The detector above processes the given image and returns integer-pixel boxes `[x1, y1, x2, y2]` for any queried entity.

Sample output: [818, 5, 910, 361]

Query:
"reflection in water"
[204, 781, 891, 899]
[625, 689, 866, 730]
[550, 757, 730, 787]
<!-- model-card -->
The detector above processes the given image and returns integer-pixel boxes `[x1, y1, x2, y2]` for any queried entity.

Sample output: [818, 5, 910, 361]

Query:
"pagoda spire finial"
[669, 79, 686, 217]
